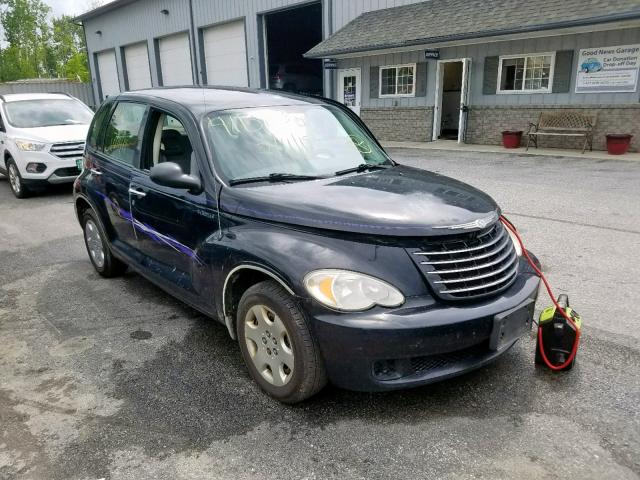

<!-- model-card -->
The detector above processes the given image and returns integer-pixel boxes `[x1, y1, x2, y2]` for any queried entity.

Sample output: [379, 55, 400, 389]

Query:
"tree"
[0, 0, 53, 81]
[51, 15, 89, 81]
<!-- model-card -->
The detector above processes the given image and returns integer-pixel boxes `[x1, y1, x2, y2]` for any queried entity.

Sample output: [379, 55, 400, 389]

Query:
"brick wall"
[466, 105, 640, 152]
[360, 107, 434, 142]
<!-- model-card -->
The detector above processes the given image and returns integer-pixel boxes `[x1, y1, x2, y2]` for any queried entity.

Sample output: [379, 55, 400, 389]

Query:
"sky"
[46, 0, 110, 17]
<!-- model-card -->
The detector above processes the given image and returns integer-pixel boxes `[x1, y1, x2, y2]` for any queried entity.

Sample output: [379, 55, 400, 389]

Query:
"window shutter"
[415, 62, 427, 97]
[370, 66, 379, 99]
[483, 56, 499, 95]
[552, 50, 574, 93]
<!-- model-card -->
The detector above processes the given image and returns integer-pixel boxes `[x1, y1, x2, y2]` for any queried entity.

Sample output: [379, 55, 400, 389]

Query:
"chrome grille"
[50, 141, 85, 159]
[408, 221, 518, 300]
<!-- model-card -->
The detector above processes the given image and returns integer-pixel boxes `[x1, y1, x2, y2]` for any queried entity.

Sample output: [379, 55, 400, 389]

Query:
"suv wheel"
[82, 210, 127, 277]
[237, 280, 327, 403]
[6, 159, 28, 199]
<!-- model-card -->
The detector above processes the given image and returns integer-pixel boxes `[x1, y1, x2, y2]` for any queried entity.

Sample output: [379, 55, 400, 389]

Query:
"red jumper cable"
[500, 216, 581, 371]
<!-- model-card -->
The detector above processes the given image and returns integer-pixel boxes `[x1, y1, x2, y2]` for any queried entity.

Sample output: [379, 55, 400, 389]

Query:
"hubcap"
[84, 219, 105, 268]
[244, 304, 294, 387]
[8, 165, 21, 194]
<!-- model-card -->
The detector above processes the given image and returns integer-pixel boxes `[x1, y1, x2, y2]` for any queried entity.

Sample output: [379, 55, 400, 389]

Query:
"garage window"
[498, 53, 555, 93]
[379, 64, 416, 97]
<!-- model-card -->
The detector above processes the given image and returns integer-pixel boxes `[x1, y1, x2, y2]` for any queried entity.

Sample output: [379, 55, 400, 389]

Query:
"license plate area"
[489, 299, 535, 351]
[76, 158, 83, 170]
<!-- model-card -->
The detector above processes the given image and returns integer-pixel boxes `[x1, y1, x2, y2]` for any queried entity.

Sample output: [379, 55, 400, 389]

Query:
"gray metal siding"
[338, 27, 640, 108]
[83, 0, 428, 104]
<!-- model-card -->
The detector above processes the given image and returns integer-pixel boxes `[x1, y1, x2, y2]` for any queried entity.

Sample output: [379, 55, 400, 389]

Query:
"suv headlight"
[15, 139, 47, 151]
[304, 269, 405, 311]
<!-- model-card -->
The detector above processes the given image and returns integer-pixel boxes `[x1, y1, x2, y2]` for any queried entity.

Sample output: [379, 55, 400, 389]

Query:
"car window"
[87, 101, 113, 150]
[144, 111, 196, 175]
[0, 110, 5, 132]
[204, 104, 390, 182]
[103, 102, 147, 167]
[3, 99, 94, 128]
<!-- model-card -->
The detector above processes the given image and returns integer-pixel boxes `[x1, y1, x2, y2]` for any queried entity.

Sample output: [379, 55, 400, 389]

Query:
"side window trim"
[99, 100, 150, 170]
[90, 101, 116, 153]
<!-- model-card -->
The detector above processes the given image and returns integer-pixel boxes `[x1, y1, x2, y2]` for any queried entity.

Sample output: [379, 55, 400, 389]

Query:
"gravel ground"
[0, 148, 639, 480]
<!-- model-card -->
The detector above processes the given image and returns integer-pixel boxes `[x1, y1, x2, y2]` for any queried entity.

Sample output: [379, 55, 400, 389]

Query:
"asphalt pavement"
[0, 148, 639, 480]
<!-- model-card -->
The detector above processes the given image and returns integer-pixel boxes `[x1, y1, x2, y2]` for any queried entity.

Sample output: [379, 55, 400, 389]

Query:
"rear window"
[3, 99, 94, 128]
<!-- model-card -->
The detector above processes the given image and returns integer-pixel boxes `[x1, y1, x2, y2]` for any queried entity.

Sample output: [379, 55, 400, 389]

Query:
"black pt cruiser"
[74, 87, 540, 403]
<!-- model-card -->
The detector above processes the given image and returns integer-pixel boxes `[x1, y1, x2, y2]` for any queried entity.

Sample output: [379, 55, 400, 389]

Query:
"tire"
[6, 158, 29, 199]
[237, 280, 327, 403]
[283, 83, 296, 92]
[82, 210, 127, 277]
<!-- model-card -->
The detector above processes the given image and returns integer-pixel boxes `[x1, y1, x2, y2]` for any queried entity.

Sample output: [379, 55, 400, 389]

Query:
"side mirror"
[150, 162, 202, 193]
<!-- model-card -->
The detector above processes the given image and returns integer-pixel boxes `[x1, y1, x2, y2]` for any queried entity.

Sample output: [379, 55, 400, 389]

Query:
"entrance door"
[433, 58, 471, 143]
[458, 58, 472, 143]
[338, 68, 361, 115]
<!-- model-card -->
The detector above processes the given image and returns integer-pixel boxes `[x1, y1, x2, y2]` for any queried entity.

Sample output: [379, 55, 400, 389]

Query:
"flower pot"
[502, 130, 523, 149]
[606, 134, 633, 155]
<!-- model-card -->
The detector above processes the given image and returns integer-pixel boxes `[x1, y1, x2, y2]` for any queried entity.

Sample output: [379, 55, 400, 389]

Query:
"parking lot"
[1, 148, 639, 480]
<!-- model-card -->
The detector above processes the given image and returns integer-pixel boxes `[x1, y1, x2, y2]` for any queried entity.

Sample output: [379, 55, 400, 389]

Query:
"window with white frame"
[498, 53, 555, 93]
[380, 64, 416, 97]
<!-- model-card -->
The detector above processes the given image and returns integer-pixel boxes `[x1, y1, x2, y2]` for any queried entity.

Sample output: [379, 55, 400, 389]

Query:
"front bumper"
[306, 267, 541, 392]
[15, 151, 81, 185]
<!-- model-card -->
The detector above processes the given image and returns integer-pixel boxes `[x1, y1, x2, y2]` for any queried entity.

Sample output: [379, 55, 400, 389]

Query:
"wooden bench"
[526, 112, 597, 153]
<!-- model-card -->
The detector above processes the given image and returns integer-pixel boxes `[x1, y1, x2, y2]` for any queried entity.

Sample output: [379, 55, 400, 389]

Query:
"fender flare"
[222, 264, 295, 340]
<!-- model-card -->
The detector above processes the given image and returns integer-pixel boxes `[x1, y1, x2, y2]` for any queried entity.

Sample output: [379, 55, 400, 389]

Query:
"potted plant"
[502, 130, 523, 149]
[605, 134, 633, 155]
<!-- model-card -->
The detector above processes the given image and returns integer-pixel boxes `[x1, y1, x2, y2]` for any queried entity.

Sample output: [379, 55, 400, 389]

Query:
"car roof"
[0, 92, 72, 103]
[118, 86, 327, 114]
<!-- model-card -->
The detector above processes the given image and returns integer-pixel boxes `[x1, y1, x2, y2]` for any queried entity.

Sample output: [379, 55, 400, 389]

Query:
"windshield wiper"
[334, 163, 391, 177]
[229, 173, 323, 186]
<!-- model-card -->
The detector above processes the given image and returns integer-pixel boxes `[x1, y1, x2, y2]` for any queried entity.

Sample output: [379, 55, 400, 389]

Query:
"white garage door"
[124, 42, 151, 90]
[96, 50, 120, 99]
[158, 33, 193, 86]
[203, 20, 248, 87]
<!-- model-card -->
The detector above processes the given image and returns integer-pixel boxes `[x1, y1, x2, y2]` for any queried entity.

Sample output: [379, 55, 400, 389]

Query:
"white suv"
[0, 93, 94, 198]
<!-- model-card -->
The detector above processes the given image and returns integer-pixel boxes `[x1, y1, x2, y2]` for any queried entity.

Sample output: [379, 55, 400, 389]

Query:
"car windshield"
[203, 105, 392, 183]
[3, 99, 94, 128]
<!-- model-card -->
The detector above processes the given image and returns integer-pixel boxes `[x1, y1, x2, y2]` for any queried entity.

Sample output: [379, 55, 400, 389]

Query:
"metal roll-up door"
[124, 42, 152, 90]
[96, 50, 120, 99]
[203, 20, 248, 87]
[158, 33, 193, 86]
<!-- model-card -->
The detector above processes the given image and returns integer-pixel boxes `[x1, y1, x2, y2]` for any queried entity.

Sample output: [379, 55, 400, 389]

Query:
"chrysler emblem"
[434, 212, 498, 230]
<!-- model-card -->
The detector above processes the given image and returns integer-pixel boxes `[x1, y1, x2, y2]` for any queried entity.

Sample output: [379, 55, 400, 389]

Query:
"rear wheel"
[237, 280, 326, 403]
[6, 159, 29, 199]
[82, 210, 127, 277]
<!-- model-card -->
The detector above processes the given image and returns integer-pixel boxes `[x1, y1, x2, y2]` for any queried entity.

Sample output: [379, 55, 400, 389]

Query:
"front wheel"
[7, 159, 29, 199]
[237, 280, 327, 403]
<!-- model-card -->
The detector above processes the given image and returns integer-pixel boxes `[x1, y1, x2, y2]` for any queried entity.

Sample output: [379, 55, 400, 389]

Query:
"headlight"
[506, 224, 523, 256]
[15, 139, 47, 151]
[304, 269, 405, 311]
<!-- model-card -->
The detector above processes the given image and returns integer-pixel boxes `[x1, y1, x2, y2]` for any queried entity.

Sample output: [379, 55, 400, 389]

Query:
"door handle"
[128, 187, 146, 198]
[90, 168, 102, 175]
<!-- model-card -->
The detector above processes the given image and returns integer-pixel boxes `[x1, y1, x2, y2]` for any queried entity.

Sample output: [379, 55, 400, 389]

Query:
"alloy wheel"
[244, 304, 294, 387]
[84, 219, 105, 269]
[8, 164, 21, 195]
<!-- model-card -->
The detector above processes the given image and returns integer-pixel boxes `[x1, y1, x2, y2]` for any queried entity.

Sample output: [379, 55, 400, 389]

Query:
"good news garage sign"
[576, 44, 640, 93]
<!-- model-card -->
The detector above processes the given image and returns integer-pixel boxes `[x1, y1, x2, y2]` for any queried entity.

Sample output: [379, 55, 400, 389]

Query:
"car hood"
[219, 165, 500, 236]
[12, 124, 89, 144]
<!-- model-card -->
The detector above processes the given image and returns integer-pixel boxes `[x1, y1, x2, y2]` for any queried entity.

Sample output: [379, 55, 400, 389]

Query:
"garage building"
[78, 0, 640, 151]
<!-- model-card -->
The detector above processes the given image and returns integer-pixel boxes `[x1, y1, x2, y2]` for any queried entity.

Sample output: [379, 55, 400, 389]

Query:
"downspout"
[188, 0, 200, 85]
[326, 0, 334, 99]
